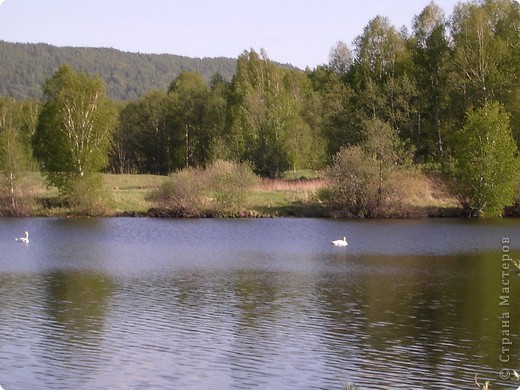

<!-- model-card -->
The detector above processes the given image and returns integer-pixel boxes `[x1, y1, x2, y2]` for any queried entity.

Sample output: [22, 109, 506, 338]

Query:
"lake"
[0, 218, 519, 389]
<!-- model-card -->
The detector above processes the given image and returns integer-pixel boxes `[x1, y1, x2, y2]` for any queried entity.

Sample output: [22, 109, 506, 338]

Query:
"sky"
[0, 0, 465, 69]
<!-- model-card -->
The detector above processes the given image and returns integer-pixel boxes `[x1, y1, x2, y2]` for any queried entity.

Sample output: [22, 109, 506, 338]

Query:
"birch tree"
[448, 0, 520, 133]
[445, 101, 518, 217]
[165, 71, 210, 170]
[0, 98, 28, 213]
[412, 2, 451, 159]
[33, 65, 116, 199]
[352, 16, 418, 140]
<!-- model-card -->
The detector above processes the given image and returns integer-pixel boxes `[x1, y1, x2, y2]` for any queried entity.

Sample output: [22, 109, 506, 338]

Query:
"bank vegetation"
[1, 0, 520, 218]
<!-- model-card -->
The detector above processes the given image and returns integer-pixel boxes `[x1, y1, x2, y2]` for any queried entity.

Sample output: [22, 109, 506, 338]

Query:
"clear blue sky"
[0, 0, 462, 69]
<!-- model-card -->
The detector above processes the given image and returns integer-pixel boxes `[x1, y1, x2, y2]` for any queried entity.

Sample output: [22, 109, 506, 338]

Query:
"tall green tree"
[230, 49, 291, 177]
[204, 74, 232, 163]
[448, 0, 520, 135]
[351, 16, 418, 142]
[33, 65, 117, 200]
[113, 90, 169, 174]
[411, 2, 451, 159]
[230, 49, 323, 177]
[0, 97, 35, 214]
[282, 69, 327, 171]
[444, 101, 518, 217]
[165, 71, 211, 170]
[309, 66, 358, 161]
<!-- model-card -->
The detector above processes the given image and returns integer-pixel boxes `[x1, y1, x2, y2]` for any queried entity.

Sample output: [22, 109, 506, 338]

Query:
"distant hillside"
[0, 40, 238, 100]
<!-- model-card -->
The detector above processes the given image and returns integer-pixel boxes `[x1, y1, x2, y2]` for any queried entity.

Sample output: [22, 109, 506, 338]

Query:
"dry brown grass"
[248, 178, 328, 216]
[3, 171, 460, 218]
[255, 178, 327, 192]
[389, 170, 460, 217]
[413, 173, 459, 208]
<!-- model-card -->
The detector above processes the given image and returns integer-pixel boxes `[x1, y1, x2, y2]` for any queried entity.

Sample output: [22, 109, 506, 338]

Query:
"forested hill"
[0, 40, 238, 100]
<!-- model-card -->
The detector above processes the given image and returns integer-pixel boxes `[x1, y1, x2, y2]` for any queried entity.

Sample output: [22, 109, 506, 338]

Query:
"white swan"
[332, 236, 348, 246]
[15, 231, 29, 244]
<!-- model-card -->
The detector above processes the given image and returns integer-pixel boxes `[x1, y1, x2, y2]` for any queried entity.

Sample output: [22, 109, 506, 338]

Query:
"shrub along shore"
[3, 1, 520, 219]
[2, 170, 471, 219]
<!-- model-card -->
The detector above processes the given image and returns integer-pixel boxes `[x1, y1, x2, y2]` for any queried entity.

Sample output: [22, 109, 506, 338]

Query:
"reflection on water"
[0, 218, 519, 389]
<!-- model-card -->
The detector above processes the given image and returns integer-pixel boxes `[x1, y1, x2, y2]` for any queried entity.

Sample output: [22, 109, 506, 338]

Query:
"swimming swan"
[332, 236, 348, 246]
[15, 231, 29, 244]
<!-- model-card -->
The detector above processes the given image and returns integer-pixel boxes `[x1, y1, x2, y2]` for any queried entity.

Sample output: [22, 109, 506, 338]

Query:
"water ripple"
[1, 218, 519, 389]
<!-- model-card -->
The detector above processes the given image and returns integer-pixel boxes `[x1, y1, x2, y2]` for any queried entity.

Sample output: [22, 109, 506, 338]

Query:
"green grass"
[247, 177, 328, 217]
[14, 172, 167, 216]
[103, 173, 167, 214]
[5, 171, 461, 218]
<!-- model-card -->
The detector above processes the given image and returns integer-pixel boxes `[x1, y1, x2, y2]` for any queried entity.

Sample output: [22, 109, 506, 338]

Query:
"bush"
[151, 167, 207, 217]
[150, 160, 259, 217]
[0, 181, 36, 217]
[207, 160, 259, 215]
[321, 119, 417, 218]
[321, 146, 379, 218]
[65, 174, 110, 216]
[322, 146, 421, 218]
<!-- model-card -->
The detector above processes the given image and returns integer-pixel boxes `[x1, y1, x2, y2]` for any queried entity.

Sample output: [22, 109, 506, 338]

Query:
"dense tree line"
[1, 0, 519, 217]
[111, 1, 520, 171]
[111, 49, 327, 178]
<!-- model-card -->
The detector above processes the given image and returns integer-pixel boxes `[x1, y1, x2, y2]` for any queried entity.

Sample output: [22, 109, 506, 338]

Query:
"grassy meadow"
[12, 170, 460, 218]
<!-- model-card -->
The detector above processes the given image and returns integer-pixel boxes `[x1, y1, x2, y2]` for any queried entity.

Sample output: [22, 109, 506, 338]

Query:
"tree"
[230, 49, 291, 177]
[411, 2, 451, 159]
[113, 90, 169, 174]
[282, 69, 327, 171]
[444, 101, 518, 217]
[448, 0, 520, 137]
[351, 16, 418, 142]
[204, 74, 232, 163]
[165, 71, 211, 170]
[353, 16, 408, 86]
[328, 41, 354, 75]
[0, 97, 35, 214]
[33, 65, 117, 204]
[309, 66, 358, 160]
[229, 49, 325, 177]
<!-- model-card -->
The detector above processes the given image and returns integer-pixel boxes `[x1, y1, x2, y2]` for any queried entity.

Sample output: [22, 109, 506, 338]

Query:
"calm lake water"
[0, 218, 519, 389]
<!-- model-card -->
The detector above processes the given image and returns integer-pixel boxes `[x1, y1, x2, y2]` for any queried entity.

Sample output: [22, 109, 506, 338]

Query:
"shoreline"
[3, 172, 518, 219]
[8, 203, 468, 219]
